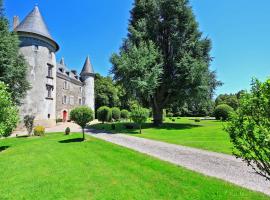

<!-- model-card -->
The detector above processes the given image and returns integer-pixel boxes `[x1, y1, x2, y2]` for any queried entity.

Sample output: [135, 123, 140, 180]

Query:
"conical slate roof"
[81, 56, 94, 75]
[15, 6, 59, 50]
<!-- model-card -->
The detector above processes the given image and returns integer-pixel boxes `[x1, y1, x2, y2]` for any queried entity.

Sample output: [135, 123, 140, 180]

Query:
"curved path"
[86, 129, 270, 196]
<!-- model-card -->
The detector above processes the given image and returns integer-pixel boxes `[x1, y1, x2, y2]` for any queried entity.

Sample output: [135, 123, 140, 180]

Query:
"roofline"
[16, 31, 60, 52]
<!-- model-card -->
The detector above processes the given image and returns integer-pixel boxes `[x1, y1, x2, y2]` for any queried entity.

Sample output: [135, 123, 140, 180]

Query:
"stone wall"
[56, 73, 83, 121]
[18, 34, 57, 128]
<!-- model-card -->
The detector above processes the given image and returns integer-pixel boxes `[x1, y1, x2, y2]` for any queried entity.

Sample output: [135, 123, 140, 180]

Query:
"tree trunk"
[152, 104, 163, 126]
[139, 124, 142, 134]
[82, 127, 85, 140]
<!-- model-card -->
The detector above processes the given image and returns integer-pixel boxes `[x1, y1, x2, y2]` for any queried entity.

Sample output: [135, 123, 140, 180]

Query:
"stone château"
[13, 6, 95, 127]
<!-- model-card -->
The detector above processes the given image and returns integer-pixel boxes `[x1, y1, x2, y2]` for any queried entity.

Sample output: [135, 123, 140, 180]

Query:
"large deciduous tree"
[95, 73, 121, 110]
[111, 0, 220, 125]
[0, 0, 30, 105]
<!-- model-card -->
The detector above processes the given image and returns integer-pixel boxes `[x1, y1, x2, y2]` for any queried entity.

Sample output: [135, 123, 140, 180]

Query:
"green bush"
[226, 79, 270, 180]
[194, 118, 201, 122]
[112, 107, 121, 121]
[121, 109, 130, 120]
[65, 127, 71, 135]
[131, 107, 149, 134]
[214, 104, 233, 121]
[24, 115, 35, 136]
[167, 112, 173, 118]
[70, 106, 94, 140]
[56, 118, 63, 123]
[34, 126, 45, 136]
[97, 106, 112, 123]
[0, 82, 19, 137]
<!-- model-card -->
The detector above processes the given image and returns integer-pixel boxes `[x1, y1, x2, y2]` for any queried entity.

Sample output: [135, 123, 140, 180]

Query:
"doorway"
[63, 110, 68, 122]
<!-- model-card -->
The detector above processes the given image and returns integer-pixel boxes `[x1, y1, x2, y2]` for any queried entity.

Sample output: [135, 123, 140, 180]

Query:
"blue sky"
[5, 0, 270, 96]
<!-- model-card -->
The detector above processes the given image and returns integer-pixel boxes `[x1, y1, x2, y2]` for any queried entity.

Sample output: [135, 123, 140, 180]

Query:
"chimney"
[13, 16, 20, 30]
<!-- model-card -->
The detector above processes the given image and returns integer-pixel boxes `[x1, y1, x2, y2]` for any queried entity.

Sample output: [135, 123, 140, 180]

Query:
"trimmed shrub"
[131, 107, 149, 134]
[70, 106, 94, 140]
[97, 106, 112, 123]
[167, 112, 173, 118]
[112, 107, 121, 121]
[56, 118, 63, 123]
[124, 123, 135, 129]
[214, 104, 233, 121]
[34, 126, 45, 136]
[194, 118, 201, 122]
[65, 127, 71, 135]
[121, 109, 130, 120]
[24, 115, 35, 136]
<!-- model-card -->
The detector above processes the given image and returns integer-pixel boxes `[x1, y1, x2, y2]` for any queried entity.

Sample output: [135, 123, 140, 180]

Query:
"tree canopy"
[226, 79, 270, 180]
[111, 0, 220, 125]
[0, 81, 19, 137]
[95, 73, 121, 110]
[0, 0, 30, 105]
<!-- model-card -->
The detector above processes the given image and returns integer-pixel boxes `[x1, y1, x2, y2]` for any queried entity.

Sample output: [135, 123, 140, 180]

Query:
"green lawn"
[90, 118, 233, 154]
[0, 133, 268, 199]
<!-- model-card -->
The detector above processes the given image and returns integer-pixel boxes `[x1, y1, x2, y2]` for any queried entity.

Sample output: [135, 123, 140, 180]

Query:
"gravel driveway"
[86, 129, 270, 196]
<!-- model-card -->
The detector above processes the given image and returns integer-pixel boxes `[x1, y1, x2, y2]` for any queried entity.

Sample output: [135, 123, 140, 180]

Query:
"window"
[34, 45, 39, 51]
[47, 64, 53, 78]
[63, 95, 67, 104]
[46, 84, 53, 99]
[49, 50, 53, 59]
[48, 114, 51, 119]
[82, 97, 85, 105]
[79, 98, 82, 105]
[70, 96, 74, 105]
[64, 81, 68, 90]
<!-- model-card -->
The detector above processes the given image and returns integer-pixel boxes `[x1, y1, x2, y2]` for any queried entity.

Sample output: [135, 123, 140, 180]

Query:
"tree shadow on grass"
[0, 146, 9, 152]
[88, 122, 202, 135]
[156, 123, 201, 130]
[59, 138, 84, 143]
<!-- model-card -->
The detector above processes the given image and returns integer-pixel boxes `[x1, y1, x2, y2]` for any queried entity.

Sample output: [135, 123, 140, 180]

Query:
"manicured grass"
[0, 133, 268, 199]
[90, 117, 233, 154]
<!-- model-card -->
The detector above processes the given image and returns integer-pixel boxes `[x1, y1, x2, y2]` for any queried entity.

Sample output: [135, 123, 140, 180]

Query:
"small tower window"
[48, 114, 51, 119]
[34, 45, 39, 51]
[47, 64, 53, 78]
[46, 84, 54, 99]
[78, 98, 82, 105]
[49, 50, 53, 59]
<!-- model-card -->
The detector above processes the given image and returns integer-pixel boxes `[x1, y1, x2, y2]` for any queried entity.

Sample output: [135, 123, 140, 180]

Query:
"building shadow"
[0, 146, 9, 152]
[58, 138, 84, 143]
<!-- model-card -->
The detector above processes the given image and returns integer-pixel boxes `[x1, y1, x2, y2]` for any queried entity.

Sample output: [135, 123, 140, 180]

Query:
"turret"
[80, 56, 95, 111]
[14, 6, 59, 127]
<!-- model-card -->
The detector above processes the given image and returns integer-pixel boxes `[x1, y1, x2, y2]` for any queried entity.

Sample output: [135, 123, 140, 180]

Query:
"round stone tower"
[14, 6, 59, 127]
[80, 56, 95, 112]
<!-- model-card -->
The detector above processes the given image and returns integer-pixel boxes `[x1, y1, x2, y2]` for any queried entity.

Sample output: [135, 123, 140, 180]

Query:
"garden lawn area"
[89, 117, 233, 154]
[0, 133, 268, 199]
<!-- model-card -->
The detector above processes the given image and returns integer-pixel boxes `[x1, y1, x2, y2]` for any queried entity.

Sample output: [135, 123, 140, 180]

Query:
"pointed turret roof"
[15, 6, 59, 51]
[80, 56, 94, 76]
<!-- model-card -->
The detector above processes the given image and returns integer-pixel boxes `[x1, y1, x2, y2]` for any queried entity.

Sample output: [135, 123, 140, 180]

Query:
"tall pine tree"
[111, 0, 221, 125]
[0, 0, 30, 105]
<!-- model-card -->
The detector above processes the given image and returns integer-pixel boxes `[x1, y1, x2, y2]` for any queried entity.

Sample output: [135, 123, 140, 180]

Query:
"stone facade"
[14, 6, 95, 127]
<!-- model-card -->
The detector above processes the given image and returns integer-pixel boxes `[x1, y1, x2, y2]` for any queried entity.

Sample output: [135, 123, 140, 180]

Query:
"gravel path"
[86, 129, 270, 196]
